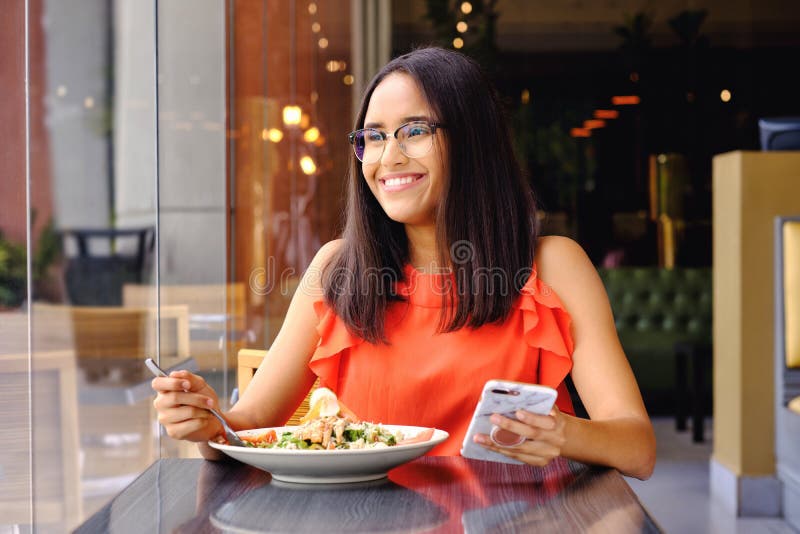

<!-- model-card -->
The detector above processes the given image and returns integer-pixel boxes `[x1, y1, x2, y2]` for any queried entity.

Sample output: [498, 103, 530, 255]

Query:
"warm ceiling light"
[584, 119, 606, 129]
[326, 60, 346, 72]
[460, 2, 473, 14]
[521, 89, 530, 105]
[56, 85, 68, 97]
[300, 156, 317, 175]
[456, 21, 468, 33]
[318, 38, 328, 49]
[453, 37, 464, 49]
[303, 127, 320, 143]
[720, 89, 732, 102]
[312, 22, 321, 33]
[282, 105, 302, 126]
[84, 97, 95, 109]
[263, 128, 283, 143]
[570, 128, 591, 138]
[612, 95, 640, 105]
[308, 2, 317, 15]
[594, 109, 619, 119]
[343, 74, 354, 85]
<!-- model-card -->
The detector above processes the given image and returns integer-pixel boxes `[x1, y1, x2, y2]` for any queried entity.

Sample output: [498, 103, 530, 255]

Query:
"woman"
[152, 47, 655, 479]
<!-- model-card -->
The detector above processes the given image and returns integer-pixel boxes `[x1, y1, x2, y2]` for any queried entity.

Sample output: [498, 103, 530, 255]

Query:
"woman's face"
[360, 72, 447, 227]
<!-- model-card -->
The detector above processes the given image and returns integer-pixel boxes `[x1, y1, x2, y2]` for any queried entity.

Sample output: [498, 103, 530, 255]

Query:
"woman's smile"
[379, 172, 427, 192]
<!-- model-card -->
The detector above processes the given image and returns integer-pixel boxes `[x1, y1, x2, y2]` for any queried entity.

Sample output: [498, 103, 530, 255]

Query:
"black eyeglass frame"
[347, 120, 446, 163]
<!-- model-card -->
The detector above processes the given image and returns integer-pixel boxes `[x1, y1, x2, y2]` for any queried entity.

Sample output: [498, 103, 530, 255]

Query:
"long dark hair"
[323, 47, 538, 343]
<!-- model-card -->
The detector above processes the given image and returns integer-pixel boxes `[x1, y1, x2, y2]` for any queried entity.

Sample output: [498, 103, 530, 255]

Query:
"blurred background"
[2, 0, 799, 530]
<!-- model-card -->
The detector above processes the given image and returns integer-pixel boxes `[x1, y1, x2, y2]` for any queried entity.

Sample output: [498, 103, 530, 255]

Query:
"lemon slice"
[300, 387, 340, 423]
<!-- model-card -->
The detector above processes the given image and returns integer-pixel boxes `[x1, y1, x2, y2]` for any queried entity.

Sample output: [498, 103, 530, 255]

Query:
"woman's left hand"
[475, 406, 567, 466]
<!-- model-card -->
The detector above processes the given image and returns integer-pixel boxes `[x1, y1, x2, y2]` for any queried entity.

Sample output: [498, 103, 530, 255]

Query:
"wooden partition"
[711, 150, 800, 516]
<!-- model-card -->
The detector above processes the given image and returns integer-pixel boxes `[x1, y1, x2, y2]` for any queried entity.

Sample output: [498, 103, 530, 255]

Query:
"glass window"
[1, 1, 355, 529]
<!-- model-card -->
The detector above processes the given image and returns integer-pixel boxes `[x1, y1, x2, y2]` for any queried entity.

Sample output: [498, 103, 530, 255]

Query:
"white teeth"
[384, 176, 417, 187]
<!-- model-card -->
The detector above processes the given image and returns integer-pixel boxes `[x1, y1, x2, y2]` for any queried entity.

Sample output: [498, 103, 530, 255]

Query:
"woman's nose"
[380, 134, 407, 165]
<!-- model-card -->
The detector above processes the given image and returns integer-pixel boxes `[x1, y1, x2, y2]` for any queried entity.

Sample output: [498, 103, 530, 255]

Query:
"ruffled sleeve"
[517, 267, 575, 410]
[308, 299, 363, 391]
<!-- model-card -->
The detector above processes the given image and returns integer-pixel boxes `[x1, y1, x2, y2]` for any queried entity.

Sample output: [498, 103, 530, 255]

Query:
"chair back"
[62, 227, 155, 306]
[237, 348, 317, 425]
[123, 283, 246, 369]
[30, 303, 189, 383]
[122, 283, 245, 318]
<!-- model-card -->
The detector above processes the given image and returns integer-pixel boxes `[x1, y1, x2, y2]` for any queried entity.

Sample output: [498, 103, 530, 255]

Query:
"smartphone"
[460, 379, 558, 464]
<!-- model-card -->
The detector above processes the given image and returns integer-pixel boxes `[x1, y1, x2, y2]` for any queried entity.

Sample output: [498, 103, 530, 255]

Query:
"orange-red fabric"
[309, 264, 575, 455]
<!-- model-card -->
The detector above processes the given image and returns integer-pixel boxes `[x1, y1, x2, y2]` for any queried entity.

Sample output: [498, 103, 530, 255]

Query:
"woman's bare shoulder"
[301, 239, 345, 295]
[534, 235, 600, 297]
[313, 239, 344, 267]
[535, 235, 590, 273]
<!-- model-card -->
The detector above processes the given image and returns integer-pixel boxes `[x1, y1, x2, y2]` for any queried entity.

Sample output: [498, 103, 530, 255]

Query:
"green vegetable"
[343, 428, 364, 442]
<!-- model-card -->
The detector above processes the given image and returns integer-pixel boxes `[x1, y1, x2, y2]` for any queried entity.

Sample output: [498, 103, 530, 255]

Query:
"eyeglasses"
[348, 120, 445, 164]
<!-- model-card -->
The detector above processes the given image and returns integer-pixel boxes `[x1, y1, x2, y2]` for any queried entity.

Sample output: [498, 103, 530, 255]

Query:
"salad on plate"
[232, 387, 434, 450]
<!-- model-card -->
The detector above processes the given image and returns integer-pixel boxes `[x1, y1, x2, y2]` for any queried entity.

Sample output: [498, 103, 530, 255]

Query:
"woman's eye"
[406, 126, 429, 138]
[365, 131, 383, 142]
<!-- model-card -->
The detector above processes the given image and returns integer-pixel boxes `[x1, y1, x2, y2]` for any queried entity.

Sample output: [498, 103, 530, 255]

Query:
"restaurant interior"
[2, 0, 800, 531]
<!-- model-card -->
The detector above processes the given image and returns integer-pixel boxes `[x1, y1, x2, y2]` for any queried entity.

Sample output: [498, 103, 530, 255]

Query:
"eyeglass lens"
[352, 122, 435, 163]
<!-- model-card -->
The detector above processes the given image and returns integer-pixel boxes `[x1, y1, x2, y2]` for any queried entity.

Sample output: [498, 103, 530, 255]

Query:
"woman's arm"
[194, 239, 342, 460]
[539, 235, 655, 478]
[477, 236, 655, 479]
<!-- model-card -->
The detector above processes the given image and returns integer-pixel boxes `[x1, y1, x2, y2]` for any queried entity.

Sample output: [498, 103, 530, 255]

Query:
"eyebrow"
[363, 115, 432, 129]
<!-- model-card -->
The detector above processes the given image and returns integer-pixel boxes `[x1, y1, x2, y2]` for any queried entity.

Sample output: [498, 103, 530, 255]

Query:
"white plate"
[209, 425, 449, 484]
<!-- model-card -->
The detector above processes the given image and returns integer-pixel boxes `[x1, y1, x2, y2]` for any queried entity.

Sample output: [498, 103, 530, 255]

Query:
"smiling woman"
[152, 47, 656, 481]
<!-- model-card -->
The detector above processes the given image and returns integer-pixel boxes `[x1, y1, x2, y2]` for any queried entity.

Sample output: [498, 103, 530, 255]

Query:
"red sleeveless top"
[309, 264, 575, 455]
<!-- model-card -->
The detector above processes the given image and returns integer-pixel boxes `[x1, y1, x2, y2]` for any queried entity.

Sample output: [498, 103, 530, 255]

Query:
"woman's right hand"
[152, 369, 223, 442]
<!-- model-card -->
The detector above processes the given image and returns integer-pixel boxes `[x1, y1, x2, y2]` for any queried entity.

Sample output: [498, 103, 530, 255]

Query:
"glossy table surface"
[76, 456, 661, 533]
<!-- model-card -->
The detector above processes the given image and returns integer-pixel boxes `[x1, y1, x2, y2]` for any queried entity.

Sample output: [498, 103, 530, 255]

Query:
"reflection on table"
[75, 456, 661, 533]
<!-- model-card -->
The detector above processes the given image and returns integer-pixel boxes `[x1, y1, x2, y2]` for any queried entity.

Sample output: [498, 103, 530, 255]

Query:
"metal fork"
[205, 406, 247, 447]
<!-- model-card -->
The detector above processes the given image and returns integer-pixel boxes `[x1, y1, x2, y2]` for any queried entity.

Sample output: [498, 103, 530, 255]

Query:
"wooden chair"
[0, 350, 81, 529]
[237, 348, 317, 425]
[123, 283, 246, 370]
[22, 303, 190, 382]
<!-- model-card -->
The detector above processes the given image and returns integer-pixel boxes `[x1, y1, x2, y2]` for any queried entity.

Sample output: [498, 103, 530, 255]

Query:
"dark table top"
[76, 456, 661, 533]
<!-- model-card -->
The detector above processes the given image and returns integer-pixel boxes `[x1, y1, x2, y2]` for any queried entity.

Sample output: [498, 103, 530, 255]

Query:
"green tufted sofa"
[597, 267, 712, 415]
